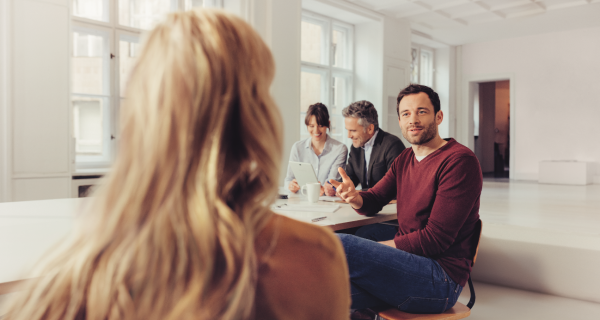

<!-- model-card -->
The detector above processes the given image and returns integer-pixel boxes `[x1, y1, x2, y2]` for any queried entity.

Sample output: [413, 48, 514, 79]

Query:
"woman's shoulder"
[256, 214, 345, 266]
[327, 136, 348, 152]
[276, 215, 343, 257]
[290, 137, 311, 153]
[254, 214, 350, 319]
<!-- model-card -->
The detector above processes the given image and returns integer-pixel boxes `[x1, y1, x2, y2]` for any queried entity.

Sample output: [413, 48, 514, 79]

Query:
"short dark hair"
[342, 100, 379, 131]
[305, 102, 330, 129]
[396, 84, 440, 117]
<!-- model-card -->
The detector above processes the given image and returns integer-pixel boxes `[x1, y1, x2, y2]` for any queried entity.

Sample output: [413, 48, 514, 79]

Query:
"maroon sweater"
[356, 138, 482, 287]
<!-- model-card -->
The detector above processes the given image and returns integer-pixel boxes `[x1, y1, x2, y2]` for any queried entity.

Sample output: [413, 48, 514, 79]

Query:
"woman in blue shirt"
[285, 103, 348, 196]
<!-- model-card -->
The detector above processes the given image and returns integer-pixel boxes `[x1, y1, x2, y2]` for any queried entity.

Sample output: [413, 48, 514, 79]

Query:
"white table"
[0, 195, 396, 293]
[274, 192, 397, 231]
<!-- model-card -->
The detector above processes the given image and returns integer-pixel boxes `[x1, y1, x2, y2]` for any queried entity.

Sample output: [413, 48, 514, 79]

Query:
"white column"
[0, 0, 10, 202]
[224, 0, 302, 186]
[9, 0, 72, 201]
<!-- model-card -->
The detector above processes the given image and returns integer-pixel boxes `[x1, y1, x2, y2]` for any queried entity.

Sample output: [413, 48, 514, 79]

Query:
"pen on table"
[311, 216, 327, 222]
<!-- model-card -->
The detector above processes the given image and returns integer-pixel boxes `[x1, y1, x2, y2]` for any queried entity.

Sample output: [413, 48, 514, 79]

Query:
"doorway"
[473, 81, 510, 178]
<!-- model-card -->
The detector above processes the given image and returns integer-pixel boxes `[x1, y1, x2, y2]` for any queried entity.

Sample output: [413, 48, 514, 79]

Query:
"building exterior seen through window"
[71, 0, 221, 168]
[300, 11, 354, 146]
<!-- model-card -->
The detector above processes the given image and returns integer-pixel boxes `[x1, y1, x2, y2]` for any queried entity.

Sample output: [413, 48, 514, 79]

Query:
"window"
[300, 11, 353, 145]
[410, 45, 434, 88]
[71, 0, 221, 168]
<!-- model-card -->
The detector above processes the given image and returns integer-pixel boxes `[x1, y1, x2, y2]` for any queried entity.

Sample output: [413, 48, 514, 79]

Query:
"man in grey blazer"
[324, 100, 405, 196]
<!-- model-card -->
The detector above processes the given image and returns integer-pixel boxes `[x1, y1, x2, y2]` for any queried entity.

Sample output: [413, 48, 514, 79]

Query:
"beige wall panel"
[13, 0, 70, 174]
[13, 177, 70, 201]
[0, 0, 9, 202]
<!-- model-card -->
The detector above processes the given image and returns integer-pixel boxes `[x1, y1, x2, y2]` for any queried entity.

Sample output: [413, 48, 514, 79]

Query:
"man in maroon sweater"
[330, 84, 482, 317]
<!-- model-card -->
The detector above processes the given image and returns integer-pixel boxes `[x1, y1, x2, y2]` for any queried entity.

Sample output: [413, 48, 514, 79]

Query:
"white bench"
[539, 161, 595, 185]
[458, 281, 600, 320]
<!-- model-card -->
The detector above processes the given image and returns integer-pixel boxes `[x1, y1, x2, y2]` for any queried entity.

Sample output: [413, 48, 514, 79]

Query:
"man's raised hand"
[329, 168, 363, 209]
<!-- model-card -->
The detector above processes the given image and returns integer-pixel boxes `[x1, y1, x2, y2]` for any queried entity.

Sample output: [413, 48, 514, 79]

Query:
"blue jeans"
[355, 223, 398, 241]
[338, 234, 463, 313]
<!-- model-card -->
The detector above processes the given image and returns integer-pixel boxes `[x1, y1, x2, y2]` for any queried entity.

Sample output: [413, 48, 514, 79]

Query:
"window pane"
[301, 71, 323, 112]
[119, 38, 140, 96]
[420, 50, 432, 87]
[332, 28, 346, 69]
[73, 0, 109, 22]
[73, 98, 104, 155]
[119, 0, 175, 30]
[410, 48, 419, 84]
[72, 31, 106, 95]
[301, 20, 324, 64]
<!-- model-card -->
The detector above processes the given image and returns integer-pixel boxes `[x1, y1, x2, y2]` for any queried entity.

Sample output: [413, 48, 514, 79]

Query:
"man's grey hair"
[341, 100, 379, 131]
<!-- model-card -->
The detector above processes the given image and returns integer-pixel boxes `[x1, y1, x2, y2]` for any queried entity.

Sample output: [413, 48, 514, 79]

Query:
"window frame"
[71, 0, 221, 170]
[300, 10, 354, 145]
[410, 44, 435, 88]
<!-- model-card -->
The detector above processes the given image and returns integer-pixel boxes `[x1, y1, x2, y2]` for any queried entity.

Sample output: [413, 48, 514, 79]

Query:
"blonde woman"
[4, 9, 350, 320]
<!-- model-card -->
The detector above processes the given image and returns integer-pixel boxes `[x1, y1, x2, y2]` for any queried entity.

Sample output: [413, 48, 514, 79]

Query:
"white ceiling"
[346, 0, 600, 46]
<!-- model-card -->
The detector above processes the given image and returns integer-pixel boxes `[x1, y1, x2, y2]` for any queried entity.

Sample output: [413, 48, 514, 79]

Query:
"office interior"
[1, 0, 600, 319]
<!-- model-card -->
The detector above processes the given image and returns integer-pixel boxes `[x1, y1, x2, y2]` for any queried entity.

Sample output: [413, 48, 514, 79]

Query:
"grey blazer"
[341, 129, 405, 190]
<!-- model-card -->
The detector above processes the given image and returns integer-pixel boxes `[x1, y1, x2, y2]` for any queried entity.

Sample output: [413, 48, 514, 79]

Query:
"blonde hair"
[5, 9, 282, 320]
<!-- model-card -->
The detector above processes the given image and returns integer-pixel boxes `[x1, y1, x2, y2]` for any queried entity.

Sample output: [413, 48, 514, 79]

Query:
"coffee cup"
[301, 182, 321, 203]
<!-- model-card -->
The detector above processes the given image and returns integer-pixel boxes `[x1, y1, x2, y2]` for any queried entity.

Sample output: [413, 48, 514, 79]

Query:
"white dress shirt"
[284, 134, 348, 187]
[362, 129, 379, 186]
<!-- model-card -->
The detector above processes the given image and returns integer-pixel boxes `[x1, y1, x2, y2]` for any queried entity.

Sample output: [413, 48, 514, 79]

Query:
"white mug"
[301, 182, 321, 203]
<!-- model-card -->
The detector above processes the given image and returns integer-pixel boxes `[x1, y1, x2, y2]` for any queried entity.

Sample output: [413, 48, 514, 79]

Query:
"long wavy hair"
[5, 8, 282, 320]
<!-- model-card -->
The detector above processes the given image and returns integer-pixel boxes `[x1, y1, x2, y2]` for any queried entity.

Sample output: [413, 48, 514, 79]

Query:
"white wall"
[0, 0, 73, 202]
[9, 0, 72, 201]
[381, 16, 411, 145]
[0, 0, 9, 202]
[461, 26, 600, 182]
[434, 46, 460, 140]
[355, 20, 383, 120]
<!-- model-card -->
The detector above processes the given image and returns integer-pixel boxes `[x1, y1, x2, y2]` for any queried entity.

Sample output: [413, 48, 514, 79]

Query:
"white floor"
[479, 180, 600, 235]
[469, 180, 600, 319]
[2, 181, 600, 318]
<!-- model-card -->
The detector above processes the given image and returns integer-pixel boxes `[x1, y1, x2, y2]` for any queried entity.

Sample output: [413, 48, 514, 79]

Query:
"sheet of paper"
[319, 196, 341, 202]
[271, 203, 340, 213]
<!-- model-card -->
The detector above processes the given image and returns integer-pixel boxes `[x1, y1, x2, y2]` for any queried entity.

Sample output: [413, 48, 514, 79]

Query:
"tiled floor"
[479, 180, 600, 236]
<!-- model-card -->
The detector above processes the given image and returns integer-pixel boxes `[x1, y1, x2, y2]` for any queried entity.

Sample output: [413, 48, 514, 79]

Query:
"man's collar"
[362, 129, 379, 149]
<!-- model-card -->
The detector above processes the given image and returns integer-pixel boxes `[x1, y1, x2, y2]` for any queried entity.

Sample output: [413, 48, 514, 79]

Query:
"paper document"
[272, 203, 340, 213]
[319, 196, 342, 202]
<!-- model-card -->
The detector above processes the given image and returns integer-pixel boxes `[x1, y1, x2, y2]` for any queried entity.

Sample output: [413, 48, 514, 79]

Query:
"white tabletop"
[0, 195, 396, 286]
[274, 191, 396, 231]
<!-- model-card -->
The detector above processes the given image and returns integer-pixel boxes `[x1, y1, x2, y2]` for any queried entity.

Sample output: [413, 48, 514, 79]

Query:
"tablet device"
[289, 161, 319, 188]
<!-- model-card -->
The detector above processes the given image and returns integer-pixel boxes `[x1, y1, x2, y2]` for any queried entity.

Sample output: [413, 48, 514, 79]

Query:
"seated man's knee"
[354, 225, 379, 240]
[355, 224, 396, 242]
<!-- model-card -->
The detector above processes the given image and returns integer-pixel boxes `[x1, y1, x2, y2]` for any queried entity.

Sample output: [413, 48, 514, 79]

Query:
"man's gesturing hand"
[329, 167, 363, 209]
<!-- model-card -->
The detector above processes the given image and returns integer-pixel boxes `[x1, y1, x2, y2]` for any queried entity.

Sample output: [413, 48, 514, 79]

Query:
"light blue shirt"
[362, 129, 379, 186]
[284, 134, 348, 187]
